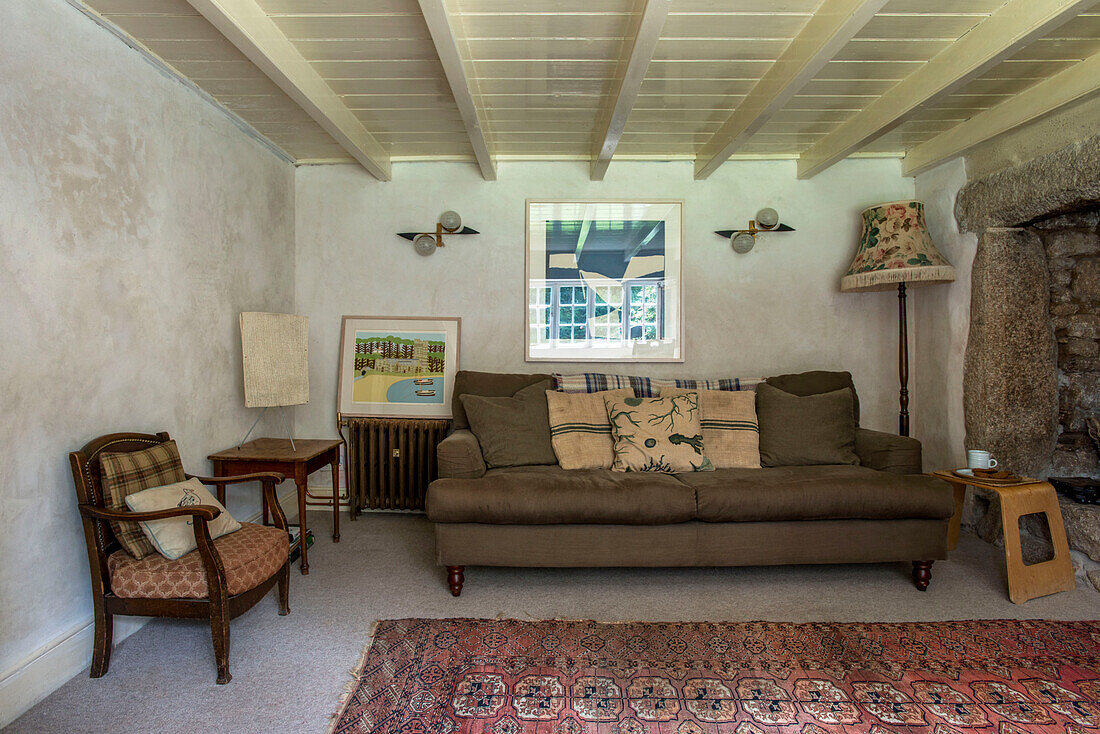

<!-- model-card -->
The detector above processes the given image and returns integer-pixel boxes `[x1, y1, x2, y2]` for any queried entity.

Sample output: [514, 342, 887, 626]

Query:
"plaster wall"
[0, 0, 295, 719]
[295, 159, 916, 442]
[912, 158, 978, 470]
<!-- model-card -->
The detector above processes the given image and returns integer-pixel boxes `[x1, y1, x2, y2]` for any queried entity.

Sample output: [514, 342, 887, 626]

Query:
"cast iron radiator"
[342, 417, 449, 514]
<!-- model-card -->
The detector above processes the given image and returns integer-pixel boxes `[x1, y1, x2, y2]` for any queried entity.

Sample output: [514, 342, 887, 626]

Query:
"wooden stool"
[934, 471, 1076, 604]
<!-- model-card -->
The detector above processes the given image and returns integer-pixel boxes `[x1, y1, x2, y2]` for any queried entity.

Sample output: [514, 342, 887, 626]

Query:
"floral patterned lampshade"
[841, 200, 955, 292]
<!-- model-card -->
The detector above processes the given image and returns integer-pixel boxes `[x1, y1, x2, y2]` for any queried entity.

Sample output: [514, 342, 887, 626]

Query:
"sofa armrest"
[855, 428, 923, 475]
[437, 429, 487, 479]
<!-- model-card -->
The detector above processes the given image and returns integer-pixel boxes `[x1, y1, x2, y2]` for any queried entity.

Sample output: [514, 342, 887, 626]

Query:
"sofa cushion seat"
[427, 465, 696, 525]
[679, 465, 955, 522]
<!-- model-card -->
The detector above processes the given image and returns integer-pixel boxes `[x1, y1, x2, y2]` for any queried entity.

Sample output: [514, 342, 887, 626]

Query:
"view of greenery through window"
[528, 280, 663, 344]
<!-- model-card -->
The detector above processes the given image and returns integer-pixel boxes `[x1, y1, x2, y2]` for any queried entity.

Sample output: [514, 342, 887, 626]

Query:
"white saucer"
[955, 468, 975, 477]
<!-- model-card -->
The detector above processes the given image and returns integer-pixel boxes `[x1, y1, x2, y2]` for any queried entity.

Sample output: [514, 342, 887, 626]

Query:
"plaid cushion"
[552, 373, 762, 397]
[100, 440, 187, 559]
[552, 373, 655, 397]
[655, 376, 763, 392]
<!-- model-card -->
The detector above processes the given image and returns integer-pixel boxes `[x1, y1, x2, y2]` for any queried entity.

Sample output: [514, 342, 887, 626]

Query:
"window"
[591, 285, 623, 341]
[558, 285, 588, 340]
[527, 286, 551, 344]
[628, 283, 662, 340]
[527, 280, 661, 344]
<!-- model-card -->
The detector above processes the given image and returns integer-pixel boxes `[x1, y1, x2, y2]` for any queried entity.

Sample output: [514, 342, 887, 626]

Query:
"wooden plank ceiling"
[83, 0, 1100, 179]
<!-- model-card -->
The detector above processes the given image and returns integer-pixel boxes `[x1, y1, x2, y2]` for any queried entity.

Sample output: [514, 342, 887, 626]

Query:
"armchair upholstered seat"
[70, 431, 291, 684]
[108, 523, 288, 599]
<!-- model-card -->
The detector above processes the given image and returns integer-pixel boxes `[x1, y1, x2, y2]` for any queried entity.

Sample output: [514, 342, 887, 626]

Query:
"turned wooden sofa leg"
[912, 560, 934, 591]
[447, 566, 465, 597]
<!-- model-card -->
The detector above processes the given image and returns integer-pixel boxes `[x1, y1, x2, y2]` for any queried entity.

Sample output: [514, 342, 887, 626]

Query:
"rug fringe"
[325, 620, 380, 734]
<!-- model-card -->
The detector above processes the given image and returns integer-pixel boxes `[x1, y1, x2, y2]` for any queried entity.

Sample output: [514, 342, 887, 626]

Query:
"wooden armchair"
[70, 431, 291, 684]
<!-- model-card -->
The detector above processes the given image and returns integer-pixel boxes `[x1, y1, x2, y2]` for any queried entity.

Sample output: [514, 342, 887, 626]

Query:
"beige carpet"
[6, 512, 1099, 734]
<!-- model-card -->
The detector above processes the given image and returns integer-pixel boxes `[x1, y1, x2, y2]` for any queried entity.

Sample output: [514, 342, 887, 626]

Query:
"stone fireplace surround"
[954, 134, 1100, 591]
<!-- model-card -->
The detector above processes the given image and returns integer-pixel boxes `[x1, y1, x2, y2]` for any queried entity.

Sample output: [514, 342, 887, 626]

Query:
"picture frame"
[525, 199, 683, 362]
[337, 316, 460, 419]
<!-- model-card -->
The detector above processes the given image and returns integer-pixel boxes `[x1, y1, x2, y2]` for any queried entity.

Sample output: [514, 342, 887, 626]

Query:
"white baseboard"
[0, 485, 299, 728]
[0, 616, 147, 729]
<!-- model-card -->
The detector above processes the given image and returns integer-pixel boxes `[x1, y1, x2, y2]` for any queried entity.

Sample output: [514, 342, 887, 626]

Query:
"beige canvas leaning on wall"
[240, 312, 309, 408]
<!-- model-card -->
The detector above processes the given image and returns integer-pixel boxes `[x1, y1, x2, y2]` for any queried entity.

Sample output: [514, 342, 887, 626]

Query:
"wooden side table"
[933, 470, 1076, 604]
[209, 438, 342, 575]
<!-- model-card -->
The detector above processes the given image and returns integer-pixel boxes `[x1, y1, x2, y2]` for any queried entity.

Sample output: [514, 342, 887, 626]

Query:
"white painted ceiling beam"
[902, 50, 1100, 177]
[796, 0, 1096, 180]
[693, 0, 887, 181]
[184, 0, 391, 180]
[590, 0, 671, 181]
[418, 0, 496, 181]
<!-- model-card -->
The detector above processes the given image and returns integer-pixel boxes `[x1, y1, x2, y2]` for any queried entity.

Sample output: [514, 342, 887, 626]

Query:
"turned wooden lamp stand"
[840, 201, 956, 438]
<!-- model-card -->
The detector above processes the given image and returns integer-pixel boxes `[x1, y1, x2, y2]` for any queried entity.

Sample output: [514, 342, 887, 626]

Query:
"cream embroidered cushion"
[546, 388, 634, 469]
[603, 392, 714, 473]
[659, 387, 761, 469]
[125, 478, 242, 560]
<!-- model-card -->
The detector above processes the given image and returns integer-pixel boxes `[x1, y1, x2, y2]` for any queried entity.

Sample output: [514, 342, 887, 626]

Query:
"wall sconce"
[397, 210, 479, 256]
[715, 207, 795, 253]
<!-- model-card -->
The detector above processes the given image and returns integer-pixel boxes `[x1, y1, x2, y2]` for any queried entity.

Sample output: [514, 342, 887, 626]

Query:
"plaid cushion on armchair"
[99, 440, 187, 558]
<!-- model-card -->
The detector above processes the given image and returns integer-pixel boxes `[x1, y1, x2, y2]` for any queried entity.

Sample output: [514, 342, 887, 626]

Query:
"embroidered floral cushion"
[125, 478, 241, 560]
[603, 393, 714, 473]
[659, 387, 760, 469]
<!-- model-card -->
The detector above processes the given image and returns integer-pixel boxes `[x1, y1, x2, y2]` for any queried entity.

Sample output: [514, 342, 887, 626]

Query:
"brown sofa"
[426, 371, 955, 596]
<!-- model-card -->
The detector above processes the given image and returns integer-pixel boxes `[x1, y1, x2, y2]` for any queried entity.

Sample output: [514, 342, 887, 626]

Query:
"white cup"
[967, 450, 998, 470]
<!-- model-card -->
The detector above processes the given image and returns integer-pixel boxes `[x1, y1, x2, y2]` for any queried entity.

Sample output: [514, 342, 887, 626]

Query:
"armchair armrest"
[79, 503, 221, 523]
[188, 472, 285, 485]
[854, 428, 923, 475]
[188, 473, 289, 531]
[437, 429, 487, 479]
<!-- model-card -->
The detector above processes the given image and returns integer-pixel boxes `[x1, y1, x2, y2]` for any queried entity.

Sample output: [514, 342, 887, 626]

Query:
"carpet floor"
[6, 512, 1100, 734]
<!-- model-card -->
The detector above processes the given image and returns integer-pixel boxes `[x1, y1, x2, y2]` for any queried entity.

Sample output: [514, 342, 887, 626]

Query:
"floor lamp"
[840, 201, 955, 437]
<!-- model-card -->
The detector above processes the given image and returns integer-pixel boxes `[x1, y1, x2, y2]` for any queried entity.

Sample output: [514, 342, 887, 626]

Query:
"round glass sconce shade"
[731, 232, 756, 254]
[439, 210, 462, 232]
[413, 233, 438, 256]
[756, 207, 779, 230]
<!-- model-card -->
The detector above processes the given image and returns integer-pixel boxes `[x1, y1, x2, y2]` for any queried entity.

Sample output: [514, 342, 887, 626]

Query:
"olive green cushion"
[755, 383, 859, 467]
[451, 370, 551, 429]
[765, 370, 859, 426]
[459, 381, 557, 468]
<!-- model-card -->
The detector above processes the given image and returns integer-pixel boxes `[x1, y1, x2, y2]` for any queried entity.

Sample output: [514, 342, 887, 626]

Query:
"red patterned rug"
[330, 618, 1100, 734]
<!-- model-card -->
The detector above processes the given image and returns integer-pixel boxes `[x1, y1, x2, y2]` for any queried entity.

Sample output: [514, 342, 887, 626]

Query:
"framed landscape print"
[337, 316, 460, 419]
[526, 200, 683, 362]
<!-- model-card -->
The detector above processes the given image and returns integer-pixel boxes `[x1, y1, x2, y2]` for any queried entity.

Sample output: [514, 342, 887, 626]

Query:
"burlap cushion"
[107, 522, 288, 599]
[660, 387, 760, 469]
[604, 393, 714, 473]
[100, 440, 187, 559]
[546, 389, 633, 469]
